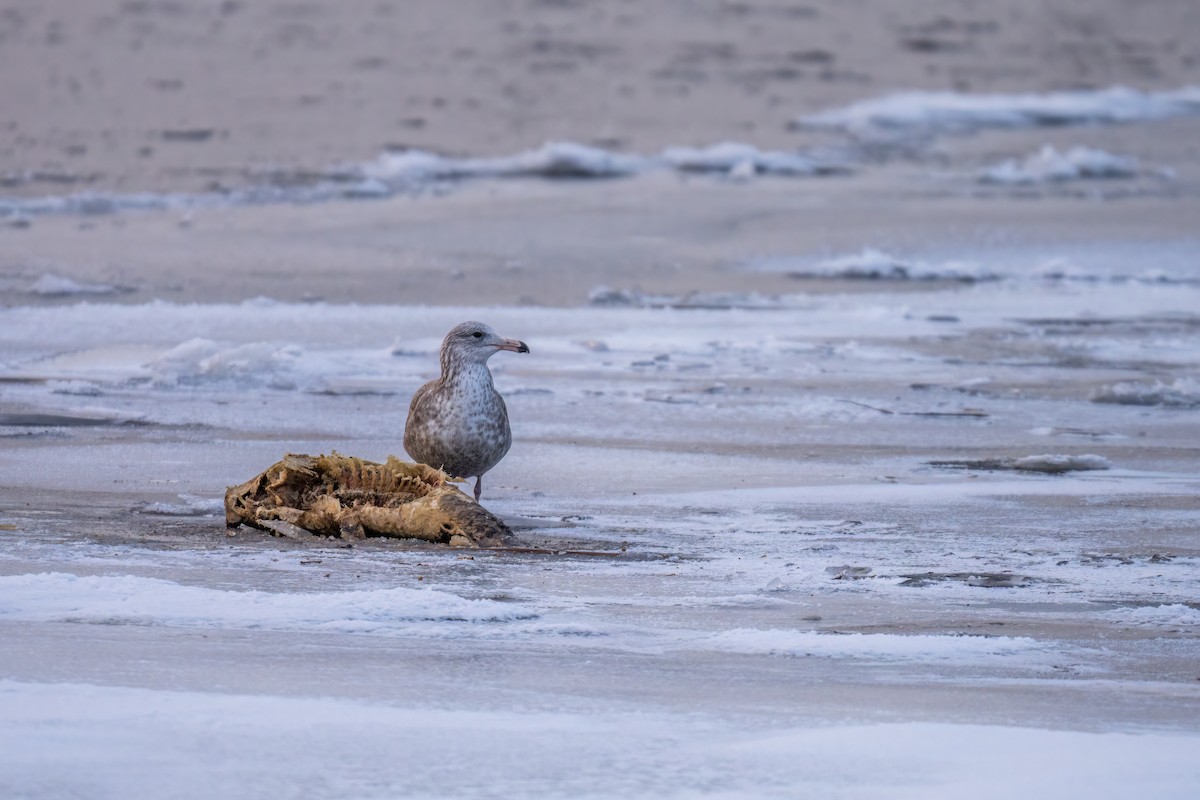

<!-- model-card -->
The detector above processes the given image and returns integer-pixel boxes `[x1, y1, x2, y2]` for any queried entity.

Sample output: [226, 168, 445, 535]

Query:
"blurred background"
[3, 0, 1198, 196]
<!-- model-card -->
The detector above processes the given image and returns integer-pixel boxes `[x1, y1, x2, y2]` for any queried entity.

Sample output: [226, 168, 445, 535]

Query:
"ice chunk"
[1011, 454, 1112, 473]
[587, 285, 789, 309]
[981, 146, 1140, 185]
[365, 140, 850, 184]
[587, 286, 665, 307]
[487, 142, 648, 178]
[47, 380, 104, 396]
[800, 86, 1200, 134]
[1091, 377, 1200, 408]
[774, 248, 996, 282]
[1102, 604, 1200, 627]
[365, 142, 648, 183]
[2, 138, 850, 221]
[28, 273, 125, 296]
[137, 494, 225, 517]
[702, 628, 1043, 662]
[357, 149, 455, 182]
[147, 338, 302, 387]
[661, 142, 846, 176]
[928, 454, 1112, 473]
[0, 572, 538, 629]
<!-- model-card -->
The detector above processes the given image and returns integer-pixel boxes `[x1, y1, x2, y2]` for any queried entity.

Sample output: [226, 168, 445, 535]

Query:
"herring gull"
[403, 321, 529, 501]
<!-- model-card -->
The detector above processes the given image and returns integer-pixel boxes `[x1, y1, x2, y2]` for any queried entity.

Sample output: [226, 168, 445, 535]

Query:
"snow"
[3, 681, 1198, 800]
[0, 572, 538, 629]
[699, 628, 1046, 662]
[363, 141, 650, 181]
[1012, 454, 1112, 473]
[749, 243, 1200, 285]
[1091, 377, 1200, 408]
[364, 140, 850, 184]
[28, 273, 125, 297]
[980, 146, 1141, 185]
[147, 337, 304, 387]
[136, 494, 228, 516]
[755, 248, 999, 282]
[659, 141, 847, 176]
[586, 284, 789, 309]
[1, 242, 1198, 798]
[0, 140, 853, 220]
[46, 380, 104, 396]
[1101, 604, 1200, 628]
[2, 88, 1199, 224]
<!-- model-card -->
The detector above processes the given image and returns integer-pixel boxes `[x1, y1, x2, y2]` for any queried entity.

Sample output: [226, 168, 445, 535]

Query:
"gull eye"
[472, 331, 484, 339]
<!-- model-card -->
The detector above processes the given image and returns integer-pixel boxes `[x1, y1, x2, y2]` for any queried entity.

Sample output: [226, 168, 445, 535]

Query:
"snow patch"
[0, 572, 538, 630]
[751, 248, 1200, 285]
[364, 141, 648, 182]
[981, 146, 1141, 185]
[800, 85, 1200, 134]
[1012, 454, 1112, 473]
[2, 140, 846, 220]
[587, 285, 790, 309]
[661, 141, 847, 177]
[147, 338, 303, 388]
[136, 495, 225, 517]
[47, 380, 104, 396]
[365, 140, 849, 185]
[28, 273, 126, 297]
[760, 248, 997, 282]
[1091, 377, 1200, 408]
[1102, 604, 1200, 627]
[700, 628, 1044, 662]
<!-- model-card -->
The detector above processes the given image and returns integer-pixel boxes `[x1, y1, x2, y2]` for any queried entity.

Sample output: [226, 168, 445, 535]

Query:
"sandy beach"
[2, 1, 1200, 798]
[3, 0, 1200, 196]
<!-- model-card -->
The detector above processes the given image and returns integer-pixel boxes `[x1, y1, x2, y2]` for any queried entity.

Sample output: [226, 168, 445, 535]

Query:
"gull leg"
[474, 476, 482, 502]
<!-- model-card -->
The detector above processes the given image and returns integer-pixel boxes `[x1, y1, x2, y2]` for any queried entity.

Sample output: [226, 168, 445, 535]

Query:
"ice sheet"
[0, 572, 537, 629]
[3, 681, 1198, 800]
[1, 248, 1197, 799]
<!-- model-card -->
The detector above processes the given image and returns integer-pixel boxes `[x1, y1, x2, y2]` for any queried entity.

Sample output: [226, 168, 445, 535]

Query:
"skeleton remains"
[224, 453, 516, 547]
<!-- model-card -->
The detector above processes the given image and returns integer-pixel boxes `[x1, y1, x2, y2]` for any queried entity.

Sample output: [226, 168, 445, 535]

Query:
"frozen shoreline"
[3, 285, 1198, 795]
[3, 1, 1200, 795]
[4, 181, 1200, 799]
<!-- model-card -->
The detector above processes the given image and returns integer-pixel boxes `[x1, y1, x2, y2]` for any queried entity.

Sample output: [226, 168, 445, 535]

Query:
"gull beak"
[497, 338, 530, 354]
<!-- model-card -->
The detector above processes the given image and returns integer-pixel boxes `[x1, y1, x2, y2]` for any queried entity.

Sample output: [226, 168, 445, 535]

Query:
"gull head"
[441, 321, 529, 369]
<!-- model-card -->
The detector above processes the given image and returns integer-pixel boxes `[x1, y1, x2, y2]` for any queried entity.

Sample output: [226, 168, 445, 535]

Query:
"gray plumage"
[404, 321, 529, 501]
